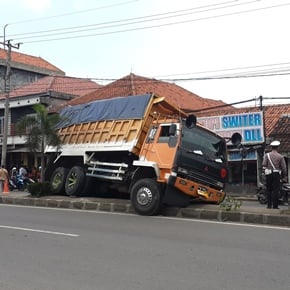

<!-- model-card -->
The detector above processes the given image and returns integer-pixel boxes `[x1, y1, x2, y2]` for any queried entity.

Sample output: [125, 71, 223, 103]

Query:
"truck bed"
[57, 118, 147, 155]
[46, 94, 186, 156]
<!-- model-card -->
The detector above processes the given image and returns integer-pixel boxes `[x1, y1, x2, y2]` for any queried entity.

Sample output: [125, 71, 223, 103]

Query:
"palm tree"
[15, 104, 62, 182]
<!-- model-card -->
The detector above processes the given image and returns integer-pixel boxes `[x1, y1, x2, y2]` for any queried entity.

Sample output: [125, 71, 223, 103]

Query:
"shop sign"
[228, 150, 257, 161]
[198, 111, 264, 144]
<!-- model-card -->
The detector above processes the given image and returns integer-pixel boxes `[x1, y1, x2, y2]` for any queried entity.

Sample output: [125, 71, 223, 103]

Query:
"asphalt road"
[0, 204, 290, 290]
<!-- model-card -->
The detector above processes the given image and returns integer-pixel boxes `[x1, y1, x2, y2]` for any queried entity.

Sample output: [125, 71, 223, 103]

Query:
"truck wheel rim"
[68, 172, 77, 188]
[136, 187, 152, 206]
[52, 173, 62, 188]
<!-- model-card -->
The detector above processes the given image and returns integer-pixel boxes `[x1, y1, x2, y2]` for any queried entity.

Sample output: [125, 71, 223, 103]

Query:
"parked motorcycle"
[8, 179, 18, 191]
[256, 177, 290, 205]
[10, 175, 35, 191]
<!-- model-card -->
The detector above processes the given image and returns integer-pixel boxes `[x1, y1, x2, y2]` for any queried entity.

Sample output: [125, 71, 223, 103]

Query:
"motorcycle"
[256, 177, 290, 205]
[10, 175, 35, 191]
[8, 179, 18, 191]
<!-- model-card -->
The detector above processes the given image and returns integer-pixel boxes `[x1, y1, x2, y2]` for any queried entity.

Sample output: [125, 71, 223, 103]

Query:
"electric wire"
[154, 62, 290, 78]
[7, 0, 238, 37]
[1, 58, 289, 93]
[6, 1, 290, 43]
[1, 78, 289, 109]
[1, 2, 290, 108]
[3, 69, 290, 94]
[3, 0, 139, 26]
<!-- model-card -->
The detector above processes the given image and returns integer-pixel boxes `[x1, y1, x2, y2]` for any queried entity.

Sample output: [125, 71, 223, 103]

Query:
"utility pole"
[259, 95, 263, 111]
[1, 25, 21, 167]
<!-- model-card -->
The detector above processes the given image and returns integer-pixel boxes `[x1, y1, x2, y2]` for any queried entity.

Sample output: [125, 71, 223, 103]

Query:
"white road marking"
[151, 215, 290, 231]
[0, 225, 79, 237]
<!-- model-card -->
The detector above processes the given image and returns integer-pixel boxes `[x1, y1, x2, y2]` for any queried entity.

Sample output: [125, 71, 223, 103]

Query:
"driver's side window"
[158, 125, 170, 143]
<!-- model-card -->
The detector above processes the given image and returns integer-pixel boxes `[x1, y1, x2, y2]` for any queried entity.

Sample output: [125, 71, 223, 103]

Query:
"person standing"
[19, 164, 28, 179]
[262, 140, 287, 209]
[0, 165, 9, 193]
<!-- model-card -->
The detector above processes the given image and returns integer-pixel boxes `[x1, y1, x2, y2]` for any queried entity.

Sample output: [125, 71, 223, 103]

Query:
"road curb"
[1, 195, 290, 227]
[179, 207, 290, 227]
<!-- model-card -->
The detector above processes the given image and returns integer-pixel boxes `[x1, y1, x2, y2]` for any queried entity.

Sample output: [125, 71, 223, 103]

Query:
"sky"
[1, 0, 290, 107]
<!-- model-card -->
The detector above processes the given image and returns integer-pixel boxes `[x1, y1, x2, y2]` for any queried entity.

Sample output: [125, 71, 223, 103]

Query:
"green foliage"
[15, 104, 61, 152]
[27, 182, 52, 197]
[15, 104, 62, 181]
[220, 196, 243, 211]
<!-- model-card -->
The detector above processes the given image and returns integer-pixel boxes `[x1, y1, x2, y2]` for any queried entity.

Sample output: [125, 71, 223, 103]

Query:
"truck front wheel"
[65, 166, 85, 196]
[50, 167, 68, 194]
[130, 179, 162, 215]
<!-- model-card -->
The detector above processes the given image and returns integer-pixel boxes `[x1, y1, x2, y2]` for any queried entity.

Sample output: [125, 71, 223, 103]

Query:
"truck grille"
[177, 167, 224, 189]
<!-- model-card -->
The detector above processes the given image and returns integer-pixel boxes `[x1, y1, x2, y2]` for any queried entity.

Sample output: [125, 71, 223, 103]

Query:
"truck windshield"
[181, 125, 227, 162]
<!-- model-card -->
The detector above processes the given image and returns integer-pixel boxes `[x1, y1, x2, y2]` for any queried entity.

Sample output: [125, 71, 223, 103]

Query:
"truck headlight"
[177, 167, 188, 175]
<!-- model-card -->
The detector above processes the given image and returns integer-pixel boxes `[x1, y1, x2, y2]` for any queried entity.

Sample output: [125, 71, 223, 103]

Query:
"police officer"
[262, 140, 287, 209]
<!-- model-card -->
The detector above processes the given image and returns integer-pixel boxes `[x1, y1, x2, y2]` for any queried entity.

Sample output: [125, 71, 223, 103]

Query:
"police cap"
[270, 140, 280, 147]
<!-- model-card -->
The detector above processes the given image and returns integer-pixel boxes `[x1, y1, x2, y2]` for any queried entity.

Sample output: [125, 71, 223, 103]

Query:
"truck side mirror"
[231, 132, 242, 146]
[230, 132, 248, 158]
[169, 124, 177, 136]
[185, 115, 197, 128]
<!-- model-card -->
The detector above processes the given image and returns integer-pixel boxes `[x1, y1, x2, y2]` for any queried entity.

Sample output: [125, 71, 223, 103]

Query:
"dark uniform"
[262, 140, 287, 209]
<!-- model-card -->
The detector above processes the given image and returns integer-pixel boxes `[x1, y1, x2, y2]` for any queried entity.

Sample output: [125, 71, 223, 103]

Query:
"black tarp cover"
[57, 94, 152, 129]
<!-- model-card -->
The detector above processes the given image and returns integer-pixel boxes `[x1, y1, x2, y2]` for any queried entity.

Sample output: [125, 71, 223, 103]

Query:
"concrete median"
[0, 192, 289, 227]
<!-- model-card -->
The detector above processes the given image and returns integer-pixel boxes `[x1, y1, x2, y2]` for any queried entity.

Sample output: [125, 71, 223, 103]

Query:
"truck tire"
[65, 166, 85, 196]
[130, 178, 162, 215]
[50, 167, 68, 194]
[81, 176, 94, 196]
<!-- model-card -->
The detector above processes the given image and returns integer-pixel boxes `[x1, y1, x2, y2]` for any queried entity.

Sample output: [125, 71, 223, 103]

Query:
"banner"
[198, 111, 264, 145]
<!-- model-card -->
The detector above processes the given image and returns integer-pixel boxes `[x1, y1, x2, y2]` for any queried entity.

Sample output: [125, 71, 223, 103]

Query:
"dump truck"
[45, 93, 236, 215]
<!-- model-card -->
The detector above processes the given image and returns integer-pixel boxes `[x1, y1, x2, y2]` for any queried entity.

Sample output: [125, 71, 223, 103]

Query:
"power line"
[1, 74, 289, 110]
[190, 97, 258, 113]
[3, 0, 139, 26]
[2, 67, 290, 96]
[7, 0, 238, 37]
[153, 62, 290, 78]
[88, 69, 290, 82]
[161, 71, 290, 82]
[0, 59, 288, 94]
[7, 1, 290, 44]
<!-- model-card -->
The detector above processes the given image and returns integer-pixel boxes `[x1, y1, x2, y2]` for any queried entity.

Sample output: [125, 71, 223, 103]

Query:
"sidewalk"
[1, 190, 290, 227]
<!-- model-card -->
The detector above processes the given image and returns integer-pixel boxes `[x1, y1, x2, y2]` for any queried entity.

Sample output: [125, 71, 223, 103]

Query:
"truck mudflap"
[167, 176, 226, 204]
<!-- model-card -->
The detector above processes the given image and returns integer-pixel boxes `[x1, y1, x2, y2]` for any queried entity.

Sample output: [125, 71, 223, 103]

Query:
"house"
[269, 114, 290, 156]
[0, 48, 65, 92]
[65, 73, 227, 112]
[0, 75, 101, 171]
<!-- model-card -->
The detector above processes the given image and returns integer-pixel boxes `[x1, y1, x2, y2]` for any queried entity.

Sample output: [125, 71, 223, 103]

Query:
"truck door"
[140, 124, 179, 170]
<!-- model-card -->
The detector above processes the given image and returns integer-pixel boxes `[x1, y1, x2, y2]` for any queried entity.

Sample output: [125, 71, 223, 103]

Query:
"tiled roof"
[0, 48, 64, 74]
[66, 73, 226, 111]
[196, 103, 290, 136]
[269, 115, 290, 154]
[0, 76, 101, 100]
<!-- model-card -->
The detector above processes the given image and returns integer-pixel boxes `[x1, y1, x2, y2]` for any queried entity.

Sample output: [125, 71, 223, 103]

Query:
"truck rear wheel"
[50, 167, 68, 194]
[65, 166, 85, 196]
[130, 178, 162, 215]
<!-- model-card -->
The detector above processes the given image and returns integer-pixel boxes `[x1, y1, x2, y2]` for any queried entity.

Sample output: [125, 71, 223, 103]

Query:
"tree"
[15, 104, 62, 182]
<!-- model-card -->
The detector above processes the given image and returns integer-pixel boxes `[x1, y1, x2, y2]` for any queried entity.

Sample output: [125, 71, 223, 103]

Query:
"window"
[181, 124, 227, 162]
[158, 125, 171, 143]
[25, 113, 38, 134]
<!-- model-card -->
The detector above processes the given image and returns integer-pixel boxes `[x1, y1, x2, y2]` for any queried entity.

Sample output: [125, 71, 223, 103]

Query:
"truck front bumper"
[168, 175, 226, 204]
